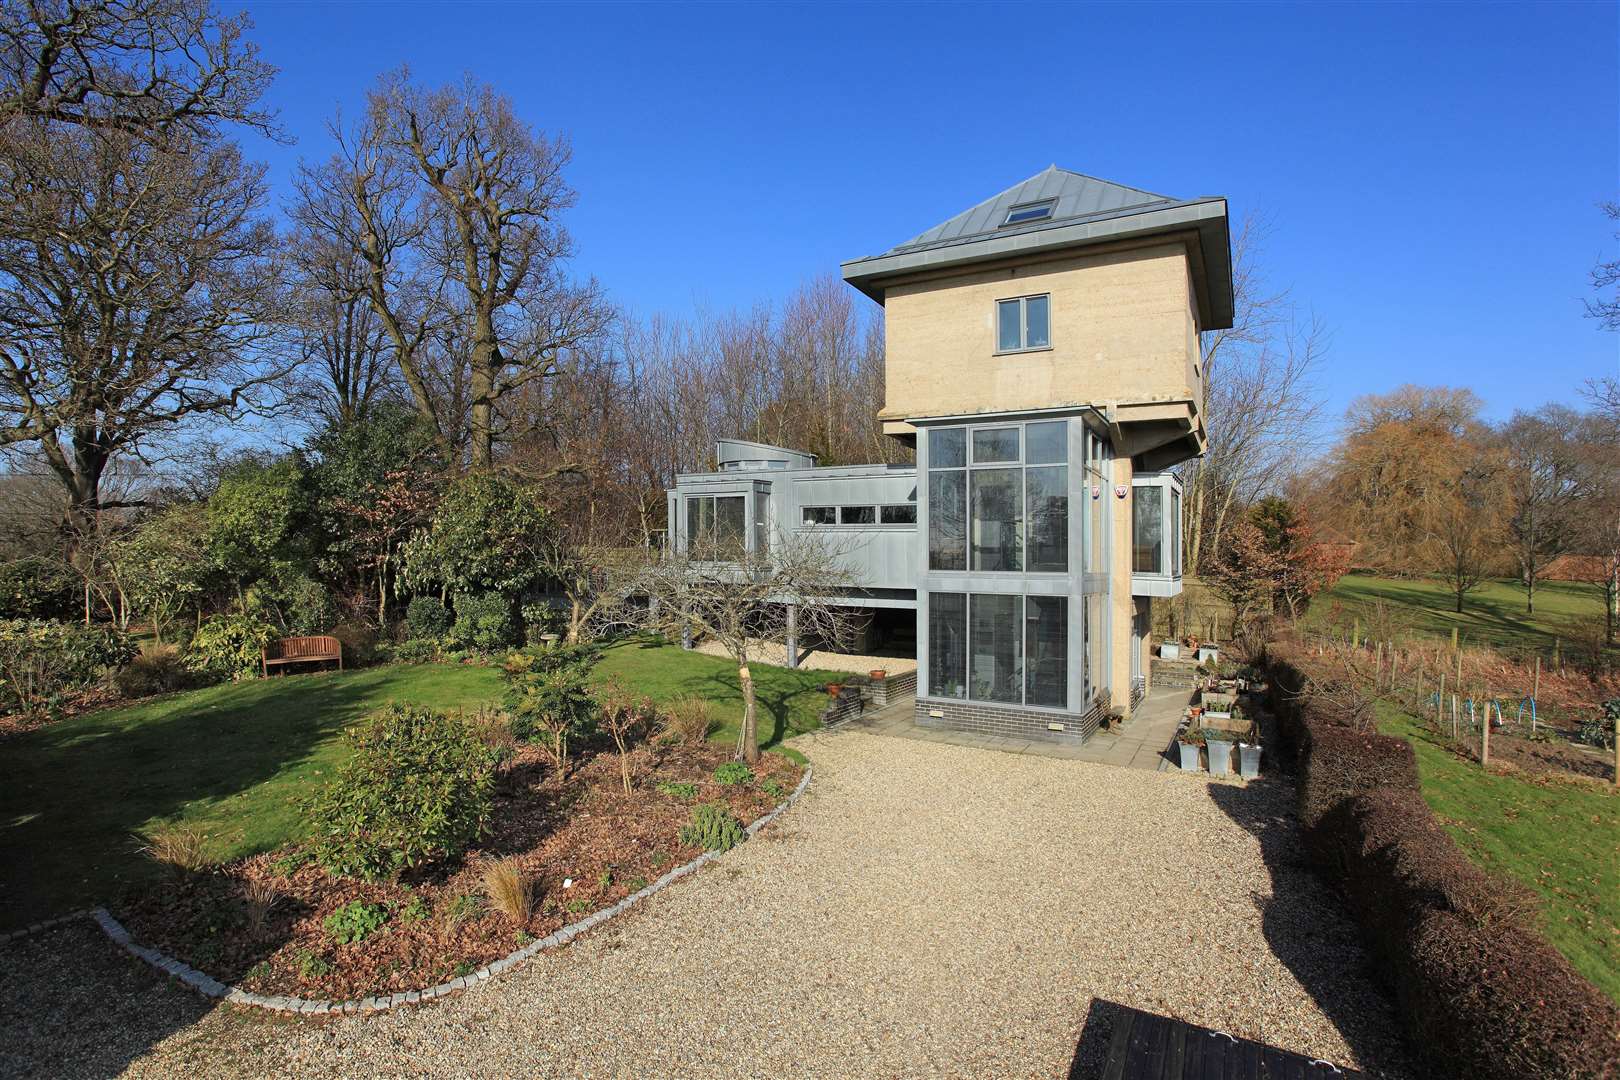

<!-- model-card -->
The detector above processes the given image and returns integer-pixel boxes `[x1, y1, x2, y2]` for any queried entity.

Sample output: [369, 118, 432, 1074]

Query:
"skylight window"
[1002, 200, 1055, 226]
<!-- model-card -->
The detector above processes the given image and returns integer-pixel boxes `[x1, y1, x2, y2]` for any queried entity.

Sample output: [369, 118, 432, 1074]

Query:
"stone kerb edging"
[80, 763, 814, 1016]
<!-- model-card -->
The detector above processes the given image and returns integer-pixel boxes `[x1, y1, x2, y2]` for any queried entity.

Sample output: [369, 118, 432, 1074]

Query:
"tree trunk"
[736, 662, 759, 763]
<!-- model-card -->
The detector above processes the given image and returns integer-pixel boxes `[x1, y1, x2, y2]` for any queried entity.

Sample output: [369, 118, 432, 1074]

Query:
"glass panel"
[1133, 487, 1163, 574]
[1004, 202, 1053, 225]
[802, 506, 836, 526]
[754, 491, 769, 553]
[997, 299, 1022, 351]
[1025, 420, 1066, 464]
[715, 496, 746, 552]
[1171, 489, 1182, 575]
[970, 593, 1022, 704]
[1024, 294, 1050, 348]
[928, 471, 966, 571]
[971, 468, 1023, 572]
[840, 505, 875, 525]
[928, 592, 967, 700]
[929, 427, 966, 469]
[1026, 596, 1067, 708]
[1085, 593, 1106, 704]
[688, 497, 712, 549]
[1026, 466, 1068, 572]
[971, 427, 1019, 464]
[880, 503, 917, 525]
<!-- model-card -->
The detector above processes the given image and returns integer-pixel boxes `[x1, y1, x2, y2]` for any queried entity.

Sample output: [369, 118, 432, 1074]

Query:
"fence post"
[1481, 689, 1491, 767]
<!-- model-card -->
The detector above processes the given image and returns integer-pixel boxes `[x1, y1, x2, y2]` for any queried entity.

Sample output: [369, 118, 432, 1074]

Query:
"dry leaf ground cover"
[114, 737, 802, 1002]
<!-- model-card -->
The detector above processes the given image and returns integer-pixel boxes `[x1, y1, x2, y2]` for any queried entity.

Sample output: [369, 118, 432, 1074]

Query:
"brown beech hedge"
[1262, 648, 1620, 1080]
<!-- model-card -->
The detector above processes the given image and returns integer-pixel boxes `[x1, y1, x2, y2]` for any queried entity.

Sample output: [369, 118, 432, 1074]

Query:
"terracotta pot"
[869, 669, 887, 680]
[825, 683, 844, 697]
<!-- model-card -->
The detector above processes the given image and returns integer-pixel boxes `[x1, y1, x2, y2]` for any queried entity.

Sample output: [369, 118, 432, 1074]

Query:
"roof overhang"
[841, 197, 1233, 330]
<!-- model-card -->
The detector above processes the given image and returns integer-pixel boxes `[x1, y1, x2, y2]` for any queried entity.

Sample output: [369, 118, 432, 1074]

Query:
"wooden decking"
[1098, 1003, 1365, 1079]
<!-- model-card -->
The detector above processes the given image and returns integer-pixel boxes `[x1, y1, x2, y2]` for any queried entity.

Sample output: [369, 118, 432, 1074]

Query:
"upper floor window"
[996, 294, 1050, 353]
[1002, 200, 1054, 226]
[927, 420, 1067, 573]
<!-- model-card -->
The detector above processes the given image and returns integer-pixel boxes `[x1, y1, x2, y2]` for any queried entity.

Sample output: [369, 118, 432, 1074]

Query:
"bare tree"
[1578, 381, 1619, 644]
[1500, 406, 1590, 614]
[282, 229, 400, 426]
[370, 71, 613, 467]
[1178, 216, 1326, 576]
[0, 116, 286, 542]
[608, 530, 863, 763]
[1424, 443, 1507, 613]
[1586, 201, 1619, 331]
[0, 0, 278, 137]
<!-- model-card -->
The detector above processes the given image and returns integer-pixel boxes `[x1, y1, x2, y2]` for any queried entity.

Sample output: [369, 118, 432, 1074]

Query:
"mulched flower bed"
[116, 739, 803, 1001]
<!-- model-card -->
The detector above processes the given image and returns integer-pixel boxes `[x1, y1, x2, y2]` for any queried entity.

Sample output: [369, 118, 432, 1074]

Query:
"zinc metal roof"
[884, 165, 1176, 256]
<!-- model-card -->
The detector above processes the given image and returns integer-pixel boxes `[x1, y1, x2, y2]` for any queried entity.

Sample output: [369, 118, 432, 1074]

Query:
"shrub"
[661, 696, 716, 743]
[656, 781, 698, 800]
[713, 761, 753, 786]
[0, 556, 78, 620]
[391, 637, 442, 664]
[679, 803, 744, 852]
[451, 591, 516, 651]
[185, 614, 276, 680]
[405, 594, 451, 640]
[239, 879, 279, 939]
[275, 575, 337, 636]
[331, 623, 378, 667]
[324, 900, 388, 944]
[599, 683, 658, 793]
[0, 618, 136, 717]
[480, 858, 533, 922]
[1296, 721, 1419, 835]
[114, 643, 192, 699]
[440, 892, 484, 934]
[463, 704, 519, 760]
[137, 822, 211, 874]
[307, 704, 499, 880]
[503, 647, 600, 775]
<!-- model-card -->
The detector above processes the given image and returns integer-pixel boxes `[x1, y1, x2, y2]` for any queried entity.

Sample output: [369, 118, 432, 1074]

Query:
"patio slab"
[841, 684, 1193, 771]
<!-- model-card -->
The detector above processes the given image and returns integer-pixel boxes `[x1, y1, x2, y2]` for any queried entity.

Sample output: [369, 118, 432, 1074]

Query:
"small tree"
[598, 681, 657, 794]
[502, 645, 600, 776]
[608, 530, 861, 764]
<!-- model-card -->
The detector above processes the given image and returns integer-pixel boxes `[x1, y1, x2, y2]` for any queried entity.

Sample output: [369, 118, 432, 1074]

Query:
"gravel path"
[5, 732, 1409, 1079]
[692, 638, 918, 674]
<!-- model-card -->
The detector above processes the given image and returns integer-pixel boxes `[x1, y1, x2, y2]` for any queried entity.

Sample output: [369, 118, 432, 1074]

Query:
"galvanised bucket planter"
[1238, 742, 1261, 779]
[1178, 741, 1201, 772]
[1206, 737, 1234, 777]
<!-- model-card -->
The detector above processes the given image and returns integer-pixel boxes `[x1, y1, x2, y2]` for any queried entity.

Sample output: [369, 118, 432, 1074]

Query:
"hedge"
[1261, 644, 1620, 1080]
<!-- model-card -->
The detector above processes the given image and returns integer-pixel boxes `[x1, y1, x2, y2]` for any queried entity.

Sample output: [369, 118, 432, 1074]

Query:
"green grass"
[590, 639, 845, 765]
[1304, 573, 1611, 658]
[0, 642, 839, 929]
[0, 664, 502, 931]
[1378, 704, 1620, 1004]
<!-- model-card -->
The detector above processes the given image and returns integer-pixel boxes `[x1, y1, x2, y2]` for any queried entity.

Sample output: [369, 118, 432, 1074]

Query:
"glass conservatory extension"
[1130, 471, 1184, 598]
[916, 413, 1114, 728]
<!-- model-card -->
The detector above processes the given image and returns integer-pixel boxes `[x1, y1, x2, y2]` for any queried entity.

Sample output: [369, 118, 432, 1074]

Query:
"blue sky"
[241, 1, 1618, 430]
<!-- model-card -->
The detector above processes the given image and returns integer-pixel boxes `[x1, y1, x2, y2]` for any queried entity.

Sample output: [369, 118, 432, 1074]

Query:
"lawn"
[1378, 705, 1620, 1005]
[0, 642, 840, 931]
[1304, 573, 1611, 659]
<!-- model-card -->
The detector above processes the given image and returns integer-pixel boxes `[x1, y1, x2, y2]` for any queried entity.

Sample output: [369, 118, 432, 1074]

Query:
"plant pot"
[868, 669, 887, 680]
[1159, 642, 1181, 660]
[1178, 741, 1201, 772]
[825, 683, 844, 698]
[1197, 646, 1220, 664]
[1206, 738, 1234, 777]
[1239, 743, 1261, 779]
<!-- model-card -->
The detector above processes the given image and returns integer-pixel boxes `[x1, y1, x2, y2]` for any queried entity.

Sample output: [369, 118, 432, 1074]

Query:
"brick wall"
[913, 696, 1102, 744]
[854, 669, 917, 708]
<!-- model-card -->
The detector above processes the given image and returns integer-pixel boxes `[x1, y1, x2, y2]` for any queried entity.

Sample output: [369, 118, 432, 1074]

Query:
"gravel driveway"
[6, 731, 1410, 1079]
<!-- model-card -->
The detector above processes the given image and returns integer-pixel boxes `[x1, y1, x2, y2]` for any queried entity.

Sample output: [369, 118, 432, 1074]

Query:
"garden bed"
[116, 739, 803, 1002]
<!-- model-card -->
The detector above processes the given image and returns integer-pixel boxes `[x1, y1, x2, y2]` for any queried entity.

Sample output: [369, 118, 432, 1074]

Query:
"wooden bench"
[262, 635, 343, 677]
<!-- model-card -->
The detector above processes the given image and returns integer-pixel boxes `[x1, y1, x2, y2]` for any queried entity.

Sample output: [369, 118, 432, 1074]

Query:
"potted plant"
[1159, 640, 1180, 660]
[1205, 728, 1234, 776]
[1176, 727, 1203, 772]
[868, 668, 887, 680]
[825, 682, 844, 698]
[1238, 740, 1261, 779]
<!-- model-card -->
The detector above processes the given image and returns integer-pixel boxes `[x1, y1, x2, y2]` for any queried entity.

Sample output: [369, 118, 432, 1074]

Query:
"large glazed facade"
[669, 167, 1232, 743]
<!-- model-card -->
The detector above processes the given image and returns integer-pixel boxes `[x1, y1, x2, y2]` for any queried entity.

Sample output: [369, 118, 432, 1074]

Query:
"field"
[1304, 573, 1611, 659]
[1378, 706, 1619, 1005]
[0, 643, 841, 930]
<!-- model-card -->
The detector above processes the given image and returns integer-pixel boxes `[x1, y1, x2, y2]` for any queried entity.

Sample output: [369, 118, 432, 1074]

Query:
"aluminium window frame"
[1001, 199, 1056, 227]
[993, 292, 1052, 355]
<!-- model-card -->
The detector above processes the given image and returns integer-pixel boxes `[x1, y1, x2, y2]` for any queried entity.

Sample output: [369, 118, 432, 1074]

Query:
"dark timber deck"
[1096, 1003, 1366, 1080]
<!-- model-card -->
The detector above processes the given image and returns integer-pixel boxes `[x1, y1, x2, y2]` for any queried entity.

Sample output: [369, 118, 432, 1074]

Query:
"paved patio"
[840, 684, 1193, 771]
